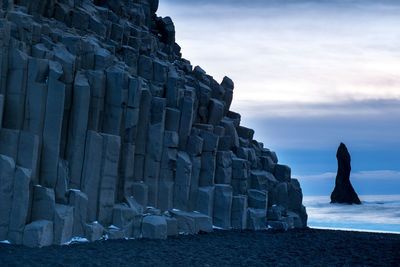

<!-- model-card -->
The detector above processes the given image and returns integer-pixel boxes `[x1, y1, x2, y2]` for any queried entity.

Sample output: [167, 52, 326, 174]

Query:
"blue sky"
[158, 0, 400, 196]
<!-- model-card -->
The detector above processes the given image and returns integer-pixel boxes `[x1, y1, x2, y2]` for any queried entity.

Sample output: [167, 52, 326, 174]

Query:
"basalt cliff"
[0, 0, 307, 247]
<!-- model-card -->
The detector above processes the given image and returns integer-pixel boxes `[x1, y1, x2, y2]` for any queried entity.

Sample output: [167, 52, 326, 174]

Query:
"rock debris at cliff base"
[0, 0, 307, 247]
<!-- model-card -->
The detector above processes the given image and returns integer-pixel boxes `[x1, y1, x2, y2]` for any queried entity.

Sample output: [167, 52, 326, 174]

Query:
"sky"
[157, 0, 400, 196]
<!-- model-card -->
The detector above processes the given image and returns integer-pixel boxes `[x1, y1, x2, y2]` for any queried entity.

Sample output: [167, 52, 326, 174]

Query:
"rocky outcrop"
[331, 143, 361, 205]
[0, 0, 307, 247]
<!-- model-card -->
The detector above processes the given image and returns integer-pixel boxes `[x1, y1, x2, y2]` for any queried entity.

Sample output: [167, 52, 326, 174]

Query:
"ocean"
[303, 195, 400, 234]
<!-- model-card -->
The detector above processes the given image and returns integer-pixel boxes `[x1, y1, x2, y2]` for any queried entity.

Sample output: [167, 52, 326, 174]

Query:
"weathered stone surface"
[274, 164, 291, 183]
[131, 182, 148, 207]
[55, 160, 69, 205]
[103, 65, 124, 135]
[66, 72, 91, 189]
[23, 220, 54, 248]
[8, 167, 31, 244]
[231, 195, 247, 230]
[0, 129, 19, 160]
[0, 155, 15, 240]
[81, 131, 103, 222]
[250, 170, 278, 192]
[98, 134, 120, 226]
[85, 222, 104, 242]
[208, 98, 224, 125]
[54, 204, 74, 245]
[31, 185, 56, 222]
[199, 152, 216, 186]
[288, 179, 303, 212]
[142, 215, 167, 239]
[16, 132, 39, 182]
[267, 220, 288, 231]
[69, 190, 88, 237]
[178, 96, 194, 150]
[165, 108, 180, 131]
[267, 205, 285, 221]
[196, 186, 214, 217]
[213, 184, 232, 229]
[3, 49, 28, 130]
[331, 143, 361, 205]
[112, 203, 136, 231]
[40, 61, 65, 188]
[188, 156, 201, 211]
[104, 226, 125, 240]
[248, 189, 268, 211]
[165, 216, 178, 236]
[0, 94, 4, 127]
[247, 208, 266, 231]
[186, 135, 203, 156]
[171, 210, 212, 234]
[174, 151, 192, 210]
[272, 183, 289, 208]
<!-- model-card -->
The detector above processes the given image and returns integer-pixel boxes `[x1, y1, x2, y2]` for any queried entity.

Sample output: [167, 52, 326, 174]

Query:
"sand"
[0, 228, 399, 266]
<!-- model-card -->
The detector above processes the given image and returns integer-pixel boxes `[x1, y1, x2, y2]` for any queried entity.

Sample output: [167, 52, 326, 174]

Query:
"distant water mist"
[303, 195, 400, 233]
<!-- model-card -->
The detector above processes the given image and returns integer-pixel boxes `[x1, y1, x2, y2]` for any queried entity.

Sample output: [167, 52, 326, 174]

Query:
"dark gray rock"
[142, 215, 167, 239]
[0, 155, 15, 240]
[23, 220, 54, 248]
[31, 185, 56, 222]
[85, 221, 104, 242]
[8, 167, 31, 244]
[231, 195, 247, 230]
[53, 204, 74, 245]
[247, 189, 267, 211]
[247, 208, 266, 231]
[213, 184, 232, 229]
[69, 190, 88, 237]
[274, 164, 291, 183]
[196, 186, 214, 217]
[330, 143, 361, 205]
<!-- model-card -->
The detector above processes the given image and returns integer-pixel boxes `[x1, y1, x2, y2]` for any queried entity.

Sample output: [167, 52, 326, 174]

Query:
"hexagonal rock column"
[213, 184, 233, 229]
[0, 155, 15, 240]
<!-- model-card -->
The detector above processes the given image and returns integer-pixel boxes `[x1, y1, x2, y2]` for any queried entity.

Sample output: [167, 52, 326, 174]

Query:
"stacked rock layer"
[0, 0, 307, 247]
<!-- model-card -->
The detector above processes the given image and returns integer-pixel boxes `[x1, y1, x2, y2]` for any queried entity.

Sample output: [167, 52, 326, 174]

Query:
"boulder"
[141, 215, 167, 239]
[330, 143, 361, 204]
[171, 210, 212, 234]
[85, 222, 104, 242]
[23, 220, 54, 248]
[247, 208, 266, 231]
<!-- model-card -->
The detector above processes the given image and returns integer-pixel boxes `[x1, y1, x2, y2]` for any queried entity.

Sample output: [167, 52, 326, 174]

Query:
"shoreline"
[309, 226, 400, 235]
[1, 228, 399, 266]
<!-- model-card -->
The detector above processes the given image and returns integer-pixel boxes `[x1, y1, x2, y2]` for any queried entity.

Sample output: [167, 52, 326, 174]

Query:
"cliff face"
[0, 0, 307, 247]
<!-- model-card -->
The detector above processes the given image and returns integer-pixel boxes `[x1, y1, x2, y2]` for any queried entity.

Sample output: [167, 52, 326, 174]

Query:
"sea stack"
[330, 143, 361, 204]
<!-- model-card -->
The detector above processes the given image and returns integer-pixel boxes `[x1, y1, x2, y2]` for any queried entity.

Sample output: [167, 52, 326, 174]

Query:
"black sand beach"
[1, 228, 399, 266]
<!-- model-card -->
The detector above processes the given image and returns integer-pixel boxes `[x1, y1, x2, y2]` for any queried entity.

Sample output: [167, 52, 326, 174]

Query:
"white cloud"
[158, 0, 400, 110]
